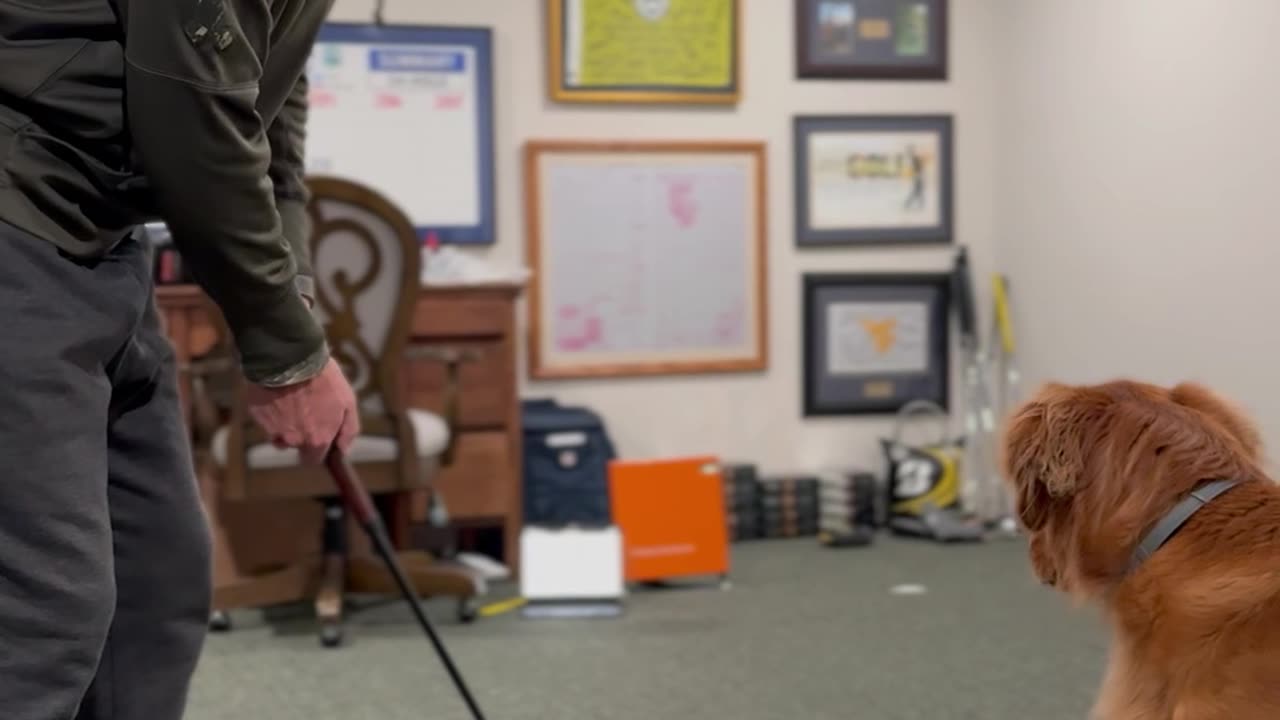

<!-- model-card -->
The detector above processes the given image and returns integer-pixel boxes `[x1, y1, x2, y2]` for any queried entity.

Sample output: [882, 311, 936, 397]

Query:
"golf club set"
[881, 247, 1021, 543]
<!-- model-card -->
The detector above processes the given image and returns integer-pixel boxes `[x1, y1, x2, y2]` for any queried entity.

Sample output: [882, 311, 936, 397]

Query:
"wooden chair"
[193, 176, 486, 647]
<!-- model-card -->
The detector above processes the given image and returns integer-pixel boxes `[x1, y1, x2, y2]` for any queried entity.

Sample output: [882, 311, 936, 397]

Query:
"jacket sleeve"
[267, 72, 315, 309]
[123, 0, 328, 386]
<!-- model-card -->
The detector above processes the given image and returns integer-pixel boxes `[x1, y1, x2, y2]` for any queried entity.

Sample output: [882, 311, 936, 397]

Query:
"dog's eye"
[1155, 445, 1168, 455]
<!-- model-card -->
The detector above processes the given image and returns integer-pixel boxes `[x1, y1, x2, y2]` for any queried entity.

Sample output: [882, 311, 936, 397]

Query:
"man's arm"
[124, 0, 327, 386]
[267, 72, 315, 310]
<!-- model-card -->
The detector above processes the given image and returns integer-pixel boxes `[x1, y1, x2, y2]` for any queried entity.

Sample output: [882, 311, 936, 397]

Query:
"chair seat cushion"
[211, 409, 450, 469]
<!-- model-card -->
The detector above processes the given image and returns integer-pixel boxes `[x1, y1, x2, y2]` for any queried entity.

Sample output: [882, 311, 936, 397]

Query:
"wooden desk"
[157, 282, 525, 586]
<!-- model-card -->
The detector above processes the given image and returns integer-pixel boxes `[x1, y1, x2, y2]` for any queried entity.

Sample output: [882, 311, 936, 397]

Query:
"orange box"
[608, 455, 730, 583]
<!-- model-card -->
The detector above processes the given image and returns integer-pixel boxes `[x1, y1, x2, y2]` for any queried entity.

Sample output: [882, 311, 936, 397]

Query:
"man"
[0, 1, 358, 718]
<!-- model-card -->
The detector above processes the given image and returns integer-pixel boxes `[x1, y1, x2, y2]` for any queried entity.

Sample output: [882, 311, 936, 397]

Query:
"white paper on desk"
[420, 246, 530, 286]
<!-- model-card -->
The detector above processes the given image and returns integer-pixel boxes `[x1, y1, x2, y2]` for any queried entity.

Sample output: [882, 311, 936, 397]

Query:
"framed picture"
[546, 0, 740, 104]
[793, 114, 953, 247]
[525, 140, 768, 379]
[305, 24, 496, 244]
[795, 0, 948, 80]
[803, 273, 950, 415]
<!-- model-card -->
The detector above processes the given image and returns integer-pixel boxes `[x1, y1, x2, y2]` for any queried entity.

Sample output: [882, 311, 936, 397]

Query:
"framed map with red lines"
[523, 140, 768, 379]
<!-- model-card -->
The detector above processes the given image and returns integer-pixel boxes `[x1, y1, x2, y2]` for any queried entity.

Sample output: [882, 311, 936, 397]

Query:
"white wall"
[999, 0, 1280, 467]
[329, 0, 1003, 474]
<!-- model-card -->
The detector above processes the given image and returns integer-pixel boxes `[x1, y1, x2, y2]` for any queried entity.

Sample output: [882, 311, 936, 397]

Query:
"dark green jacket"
[0, 0, 335, 385]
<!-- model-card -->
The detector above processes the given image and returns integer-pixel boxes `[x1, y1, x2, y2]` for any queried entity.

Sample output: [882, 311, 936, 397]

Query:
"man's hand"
[245, 358, 360, 464]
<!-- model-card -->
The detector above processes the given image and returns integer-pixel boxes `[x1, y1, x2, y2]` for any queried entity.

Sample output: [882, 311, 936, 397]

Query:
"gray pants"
[0, 220, 211, 719]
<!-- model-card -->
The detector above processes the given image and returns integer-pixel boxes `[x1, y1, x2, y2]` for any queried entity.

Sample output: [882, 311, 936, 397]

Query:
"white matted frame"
[524, 140, 768, 379]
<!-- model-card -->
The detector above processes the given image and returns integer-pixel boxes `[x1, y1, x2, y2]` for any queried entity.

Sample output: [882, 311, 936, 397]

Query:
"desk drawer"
[432, 431, 512, 519]
[405, 340, 513, 428]
[412, 297, 509, 338]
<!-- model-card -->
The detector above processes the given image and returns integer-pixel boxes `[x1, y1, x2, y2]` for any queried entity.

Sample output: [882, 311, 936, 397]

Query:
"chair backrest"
[305, 177, 420, 423]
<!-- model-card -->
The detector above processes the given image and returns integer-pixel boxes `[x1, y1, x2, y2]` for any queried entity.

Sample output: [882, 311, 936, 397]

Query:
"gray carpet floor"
[187, 537, 1108, 720]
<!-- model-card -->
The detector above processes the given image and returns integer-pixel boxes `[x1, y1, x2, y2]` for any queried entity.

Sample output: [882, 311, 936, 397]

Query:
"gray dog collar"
[1126, 479, 1240, 575]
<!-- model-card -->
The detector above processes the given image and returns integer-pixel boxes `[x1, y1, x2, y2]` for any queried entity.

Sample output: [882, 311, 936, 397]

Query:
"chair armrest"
[179, 353, 238, 446]
[405, 345, 483, 466]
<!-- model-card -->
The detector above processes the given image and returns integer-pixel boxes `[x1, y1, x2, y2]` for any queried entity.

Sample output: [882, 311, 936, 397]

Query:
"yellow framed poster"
[547, 0, 741, 105]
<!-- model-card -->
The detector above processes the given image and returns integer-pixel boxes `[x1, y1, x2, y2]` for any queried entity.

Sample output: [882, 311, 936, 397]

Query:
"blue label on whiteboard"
[368, 48, 466, 73]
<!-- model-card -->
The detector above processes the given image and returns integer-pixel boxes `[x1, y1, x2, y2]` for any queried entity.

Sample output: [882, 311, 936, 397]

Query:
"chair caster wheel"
[209, 611, 232, 633]
[458, 598, 478, 624]
[319, 622, 344, 648]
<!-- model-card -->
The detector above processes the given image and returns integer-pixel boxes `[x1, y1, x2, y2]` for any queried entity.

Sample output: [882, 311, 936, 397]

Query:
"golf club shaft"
[325, 449, 488, 720]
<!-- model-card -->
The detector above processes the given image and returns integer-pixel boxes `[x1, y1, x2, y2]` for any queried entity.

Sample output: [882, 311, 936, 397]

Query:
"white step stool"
[519, 525, 625, 618]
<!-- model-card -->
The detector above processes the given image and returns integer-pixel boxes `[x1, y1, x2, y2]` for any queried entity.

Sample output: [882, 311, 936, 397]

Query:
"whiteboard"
[304, 24, 495, 244]
[526, 142, 767, 378]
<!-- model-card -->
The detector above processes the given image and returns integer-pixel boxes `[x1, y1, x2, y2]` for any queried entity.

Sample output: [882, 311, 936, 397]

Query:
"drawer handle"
[405, 346, 484, 364]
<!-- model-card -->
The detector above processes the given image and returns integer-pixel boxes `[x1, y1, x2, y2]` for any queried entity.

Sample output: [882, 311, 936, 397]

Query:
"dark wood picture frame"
[795, 0, 948, 80]
[793, 114, 954, 247]
[802, 272, 950, 416]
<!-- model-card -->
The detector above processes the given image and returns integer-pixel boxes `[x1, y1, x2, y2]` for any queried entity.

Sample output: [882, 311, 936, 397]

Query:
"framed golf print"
[546, 0, 740, 104]
[795, 0, 948, 80]
[794, 114, 953, 247]
[803, 272, 950, 415]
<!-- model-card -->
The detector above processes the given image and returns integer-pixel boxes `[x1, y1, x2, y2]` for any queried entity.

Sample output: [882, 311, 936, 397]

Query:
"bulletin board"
[304, 23, 496, 244]
[525, 141, 768, 379]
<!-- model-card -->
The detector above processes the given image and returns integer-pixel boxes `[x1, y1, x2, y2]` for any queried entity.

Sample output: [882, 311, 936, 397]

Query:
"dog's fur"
[1001, 380, 1280, 719]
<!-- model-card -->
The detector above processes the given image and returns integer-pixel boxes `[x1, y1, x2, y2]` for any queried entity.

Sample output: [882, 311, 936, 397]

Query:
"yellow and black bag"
[879, 400, 984, 542]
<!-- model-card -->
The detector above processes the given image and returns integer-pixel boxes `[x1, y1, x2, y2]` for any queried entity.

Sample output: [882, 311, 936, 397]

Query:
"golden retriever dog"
[1001, 380, 1280, 719]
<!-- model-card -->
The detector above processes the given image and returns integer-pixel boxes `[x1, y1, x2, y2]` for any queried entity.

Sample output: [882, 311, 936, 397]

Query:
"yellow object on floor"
[477, 597, 527, 618]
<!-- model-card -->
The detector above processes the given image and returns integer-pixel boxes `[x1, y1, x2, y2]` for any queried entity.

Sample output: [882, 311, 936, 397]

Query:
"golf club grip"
[953, 247, 977, 339]
[324, 447, 378, 526]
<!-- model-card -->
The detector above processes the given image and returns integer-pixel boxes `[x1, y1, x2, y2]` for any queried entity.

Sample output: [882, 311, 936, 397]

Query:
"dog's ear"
[1015, 457, 1053, 531]
[1170, 382, 1262, 460]
[1001, 384, 1091, 531]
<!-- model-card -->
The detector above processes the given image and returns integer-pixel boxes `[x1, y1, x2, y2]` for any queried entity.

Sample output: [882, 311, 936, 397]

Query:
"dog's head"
[1000, 379, 1260, 596]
